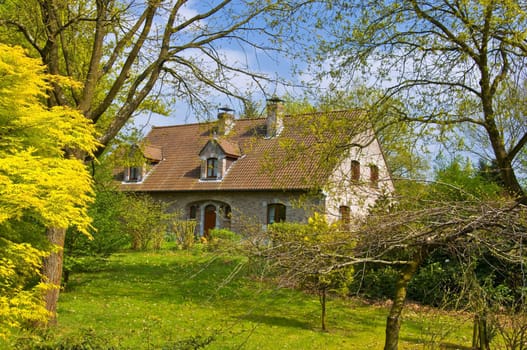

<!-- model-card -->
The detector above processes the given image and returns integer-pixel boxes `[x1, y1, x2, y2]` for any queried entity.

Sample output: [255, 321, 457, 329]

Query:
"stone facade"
[149, 190, 324, 236]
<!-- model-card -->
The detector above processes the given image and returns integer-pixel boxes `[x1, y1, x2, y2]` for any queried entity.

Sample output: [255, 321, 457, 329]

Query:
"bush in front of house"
[207, 228, 241, 252]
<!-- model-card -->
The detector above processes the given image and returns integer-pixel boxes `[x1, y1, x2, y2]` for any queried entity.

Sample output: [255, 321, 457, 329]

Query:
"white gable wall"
[324, 130, 394, 223]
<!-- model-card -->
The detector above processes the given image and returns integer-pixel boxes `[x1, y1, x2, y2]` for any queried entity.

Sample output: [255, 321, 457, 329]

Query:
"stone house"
[118, 98, 394, 237]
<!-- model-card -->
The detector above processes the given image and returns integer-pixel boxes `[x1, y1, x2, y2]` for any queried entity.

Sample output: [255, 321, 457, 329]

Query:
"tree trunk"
[320, 288, 327, 331]
[472, 313, 491, 350]
[41, 226, 67, 326]
[384, 257, 423, 350]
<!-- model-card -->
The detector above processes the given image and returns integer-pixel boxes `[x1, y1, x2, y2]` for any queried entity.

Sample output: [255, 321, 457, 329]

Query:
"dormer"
[123, 144, 163, 183]
[199, 138, 241, 181]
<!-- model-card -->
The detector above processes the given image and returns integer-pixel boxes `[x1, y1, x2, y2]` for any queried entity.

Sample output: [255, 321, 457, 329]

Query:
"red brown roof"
[120, 110, 363, 192]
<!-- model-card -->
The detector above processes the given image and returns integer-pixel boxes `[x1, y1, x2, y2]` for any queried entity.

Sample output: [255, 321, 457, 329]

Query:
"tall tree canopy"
[0, 0, 282, 156]
[287, 0, 527, 196]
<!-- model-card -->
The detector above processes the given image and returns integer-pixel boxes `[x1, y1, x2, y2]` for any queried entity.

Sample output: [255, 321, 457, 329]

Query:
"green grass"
[51, 249, 473, 349]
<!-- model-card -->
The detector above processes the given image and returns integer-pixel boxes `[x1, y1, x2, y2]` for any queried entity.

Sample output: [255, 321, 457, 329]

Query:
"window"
[206, 158, 218, 178]
[267, 203, 286, 224]
[127, 166, 142, 182]
[351, 160, 360, 181]
[220, 204, 232, 230]
[189, 205, 198, 220]
[370, 164, 379, 188]
[339, 206, 351, 229]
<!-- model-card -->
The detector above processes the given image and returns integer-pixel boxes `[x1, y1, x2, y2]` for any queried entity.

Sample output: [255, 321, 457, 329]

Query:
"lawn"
[52, 249, 473, 349]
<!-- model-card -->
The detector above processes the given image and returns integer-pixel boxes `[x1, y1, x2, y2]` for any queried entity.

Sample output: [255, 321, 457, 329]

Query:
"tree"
[285, 0, 527, 196]
[0, 0, 287, 319]
[0, 44, 97, 330]
[63, 182, 130, 287]
[252, 214, 355, 331]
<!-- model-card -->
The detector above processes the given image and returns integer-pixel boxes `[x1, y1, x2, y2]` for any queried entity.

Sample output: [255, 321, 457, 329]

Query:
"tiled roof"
[216, 139, 241, 157]
[120, 110, 363, 192]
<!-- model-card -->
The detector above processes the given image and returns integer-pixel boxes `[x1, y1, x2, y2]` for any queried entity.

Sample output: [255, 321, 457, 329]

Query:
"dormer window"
[199, 138, 241, 181]
[126, 166, 143, 182]
[206, 158, 219, 178]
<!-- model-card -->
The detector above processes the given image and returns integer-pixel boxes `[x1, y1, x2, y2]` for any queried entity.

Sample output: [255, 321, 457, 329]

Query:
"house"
[118, 98, 394, 237]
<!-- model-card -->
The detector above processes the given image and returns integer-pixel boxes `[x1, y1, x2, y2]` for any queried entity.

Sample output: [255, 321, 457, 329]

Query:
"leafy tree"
[282, 0, 527, 197]
[0, 0, 289, 319]
[0, 44, 97, 330]
[253, 213, 355, 331]
[63, 183, 130, 286]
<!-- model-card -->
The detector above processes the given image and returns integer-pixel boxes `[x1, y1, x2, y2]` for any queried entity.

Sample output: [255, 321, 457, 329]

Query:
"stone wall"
[148, 190, 325, 236]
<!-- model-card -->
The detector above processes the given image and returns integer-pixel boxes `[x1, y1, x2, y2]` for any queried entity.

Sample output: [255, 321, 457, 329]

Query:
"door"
[204, 204, 216, 239]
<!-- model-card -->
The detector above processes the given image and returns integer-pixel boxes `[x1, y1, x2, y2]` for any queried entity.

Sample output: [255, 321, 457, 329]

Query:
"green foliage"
[0, 44, 97, 339]
[408, 257, 464, 307]
[351, 265, 399, 300]
[207, 228, 241, 252]
[431, 158, 502, 201]
[120, 194, 171, 250]
[170, 218, 198, 250]
[64, 184, 130, 284]
[266, 214, 356, 330]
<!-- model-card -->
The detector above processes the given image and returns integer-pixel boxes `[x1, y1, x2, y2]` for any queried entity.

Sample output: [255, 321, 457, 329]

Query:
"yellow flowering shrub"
[0, 44, 98, 339]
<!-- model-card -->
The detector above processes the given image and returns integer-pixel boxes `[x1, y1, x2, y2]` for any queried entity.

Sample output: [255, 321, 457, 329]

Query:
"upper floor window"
[351, 160, 360, 181]
[207, 158, 218, 178]
[369, 164, 379, 188]
[267, 203, 286, 224]
[126, 166, 142, 182]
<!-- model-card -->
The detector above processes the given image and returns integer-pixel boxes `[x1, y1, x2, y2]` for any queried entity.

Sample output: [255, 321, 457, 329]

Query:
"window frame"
[339, 205, 351, 229]
[351, 160, 360, 182]
[206, 157, 219, 178]
[369, 164, 379, 188]
[127, 166, 142, 182]
[267, 203, 286, 224]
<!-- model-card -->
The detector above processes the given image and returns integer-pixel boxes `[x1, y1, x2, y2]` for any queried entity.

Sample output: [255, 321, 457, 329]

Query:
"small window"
[267, 203, 286, 224]
[370, 164, 379, 188]
[339, 205, 351, 229]
[207, 158, 218, 178]
[189, 205, 198, 220]
[220, 204, 232, 230]
[351, 160, 360, 181]
[127, 166, 142, 182]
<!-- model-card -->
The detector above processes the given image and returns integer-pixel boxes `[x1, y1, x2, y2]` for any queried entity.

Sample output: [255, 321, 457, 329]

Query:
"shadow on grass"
[64, 252, 254, 303]
[237, 314, 312, 330]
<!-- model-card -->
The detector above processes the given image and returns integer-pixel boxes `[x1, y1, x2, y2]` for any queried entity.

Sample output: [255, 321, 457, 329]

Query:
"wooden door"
[204, 205, 216, 238]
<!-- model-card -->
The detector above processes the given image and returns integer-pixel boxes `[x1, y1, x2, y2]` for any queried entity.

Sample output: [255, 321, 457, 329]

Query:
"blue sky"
[129, 1, 306, 135]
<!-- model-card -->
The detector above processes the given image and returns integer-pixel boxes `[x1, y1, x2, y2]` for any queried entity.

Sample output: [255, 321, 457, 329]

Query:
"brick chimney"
[217, 106, 235, 136]
[266, 96, 284, 138]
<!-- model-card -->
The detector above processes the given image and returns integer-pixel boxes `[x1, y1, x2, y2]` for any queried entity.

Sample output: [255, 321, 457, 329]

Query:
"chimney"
[266, 96, 284, 138]
[217, 106, 235, 136]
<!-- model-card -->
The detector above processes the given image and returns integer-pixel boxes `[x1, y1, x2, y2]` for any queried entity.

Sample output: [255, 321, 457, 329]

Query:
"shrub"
[171, 219, 198, 250]
[207, 228, 241, 252]
[350, 265, 399, 300]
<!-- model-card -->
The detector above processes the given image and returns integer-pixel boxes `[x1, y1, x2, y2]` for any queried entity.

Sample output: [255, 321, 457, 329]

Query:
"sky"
[129, 1, 305, 135]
